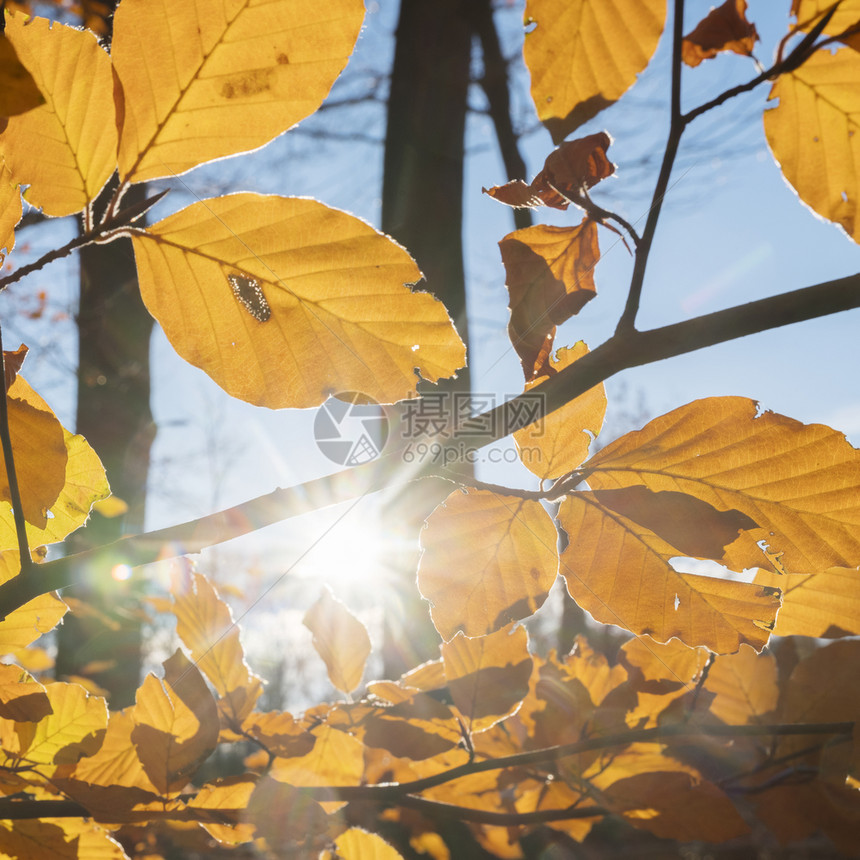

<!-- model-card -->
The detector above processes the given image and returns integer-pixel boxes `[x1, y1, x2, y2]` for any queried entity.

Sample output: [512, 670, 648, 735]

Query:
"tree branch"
[0, 272, 857, 618]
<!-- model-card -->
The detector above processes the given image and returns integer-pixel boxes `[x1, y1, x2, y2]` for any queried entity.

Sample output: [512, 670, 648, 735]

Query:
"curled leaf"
[682, 0, 759, 68]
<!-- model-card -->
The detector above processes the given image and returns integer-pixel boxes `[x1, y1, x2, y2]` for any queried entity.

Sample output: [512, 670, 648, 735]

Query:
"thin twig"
[615, 0, 685, 333]
[0, 325, 31, 576]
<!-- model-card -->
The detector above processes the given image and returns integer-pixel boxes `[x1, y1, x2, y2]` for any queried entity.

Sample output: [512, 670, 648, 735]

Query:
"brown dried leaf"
[418, 489, 559, 640]
[303, 587, 371, 695]
[485, 133, 614, 211]
[500, 223, 599, 380]
[682, 0, 759, 68]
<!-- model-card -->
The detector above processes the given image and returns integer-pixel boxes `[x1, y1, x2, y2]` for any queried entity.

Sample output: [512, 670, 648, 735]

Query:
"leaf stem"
[615, 0, 685, 334]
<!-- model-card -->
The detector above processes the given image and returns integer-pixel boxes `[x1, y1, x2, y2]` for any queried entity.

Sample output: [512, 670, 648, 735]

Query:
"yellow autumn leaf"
[418, 489, 559, 640]
[0, 550, 66, 653]
[754, 565, 860, 637]
[269, 722, 365, 788]
[303, 587, 371, 695]
[0, 12, 116, 217]
[0, 373, 108, 550]
[246, 776, 330, 855]
[514, 343, 606, 479]
[764, 47, 860, 243]
[112, 0, 364, 184]
[523, 0, 666, 142]
[500, 222, 600, 380]
[1, 680, 107, 776]
[0, 663, 49, 722]
[171, 570, 263, 727]
[558, 491, 780, 652]
[327, 828, 404, 860]
[0, 30, 44, 117]
[0, 820, 77, 860]
[242, 710, 315, 758]
[48, 820, 128, 860]
[792, 0, 860, 49]
[0, 375, 67, 538]
[441, 624, 533, 733]
[0, 163, 21, 260]
[583, 397, 860, 575]
[705, 645, 778, 725]
[189, 775, 257, 846]
[131, 649, 219, 796]
[133, 194, 465, 408]
[71, 708, 160, 796]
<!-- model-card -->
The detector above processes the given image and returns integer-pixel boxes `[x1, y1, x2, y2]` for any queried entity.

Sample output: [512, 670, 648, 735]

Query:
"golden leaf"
[514, 343, 606, 477]
[303, 587, 371, 695]
[269, 722, 365, 788]
[705, 645, 778, 725]
[418, 489, 559, 640]
[441, 624, 533, 733]
[0, 13, 116, 216]
[682, 0, 758, 68]
[171, 570, 262, 727]
[246, 776, 330, 855]
[189, 775, 257, 846]
[0, 163, 21, 261]
[792, 0, 860, 50]
[523, 0, 665, 142]
[0, 30, 44, 117]
[754, 565, 860, 637]
[241, 710, 315, 759]
[500, 225, 600, 380]
[133, 194, 465, 408]
[0, 820, 77, 860]
[326, 828, 404, 860]
[558, 491, 779, 652]
[131, 649, 219, 796]
[584, 397, 860, 575]
[0, 662, 50, 722]
[765, 47, 860, 243]
[0, 550, 66, 653]
[2, 680, 107, 776]
[112, 0, 364, 183]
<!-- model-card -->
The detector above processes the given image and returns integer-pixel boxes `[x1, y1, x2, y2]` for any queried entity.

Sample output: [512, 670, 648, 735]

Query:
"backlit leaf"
[485, 133, 614, 210]
[441, 624, 533, 733]
[131, 649, 219, 796]
[0, 13, 116, 216]
[0, 662, 50, 722]
[171, 570, 263, 728]
[303, 587, 371, 695]
[112, 0, 364, 183]
[0, 820, 77, 860]
[583, 397, 860, 575]
[327, 828, 405, 860]
[241, 710, 315, 759]
[0, 375, 67, 538]
[754, 565, 860, 637]
[603, 771, 749, 842]
[792, 0, 860, 50]
[523, 0, 665, 142]
[418, 489, 559, 640]
[3, 680, 107, 775]
[0, 163, 21, 261]
[189, 775, 257, 846]
[682, 0, 758, 68]
[0, 30, 44, 117]
[765, 47, 860, 243]
[501, 224, 600, 380]
[514, 344, 606, 478]
[246, 776, 330, 855]
[133, 194, 465, 408]
[269, 722, 364, 788]
[705, 646, 777, 725]
[0, 550, 67, 653]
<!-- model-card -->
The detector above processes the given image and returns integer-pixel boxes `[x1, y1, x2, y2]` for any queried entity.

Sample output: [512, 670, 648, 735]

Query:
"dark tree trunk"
[54, 179, 155, 708]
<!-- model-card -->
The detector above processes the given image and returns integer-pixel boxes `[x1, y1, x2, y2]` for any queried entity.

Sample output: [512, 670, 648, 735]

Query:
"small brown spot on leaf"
[221, 69, 274, 99]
